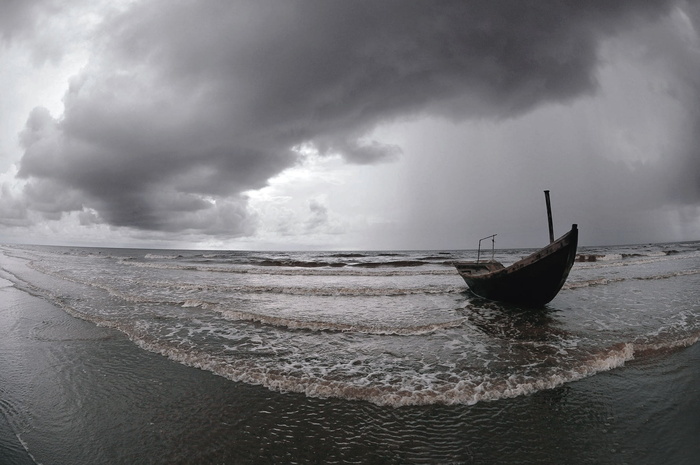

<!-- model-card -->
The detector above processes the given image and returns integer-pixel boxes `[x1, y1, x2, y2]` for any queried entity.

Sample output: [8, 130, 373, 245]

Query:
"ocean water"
[1, 241, 699, 463]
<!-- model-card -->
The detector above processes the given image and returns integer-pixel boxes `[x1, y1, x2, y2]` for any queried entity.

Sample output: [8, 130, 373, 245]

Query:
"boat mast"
[476, 234, 497, 263]
[544, 190, 554, 243]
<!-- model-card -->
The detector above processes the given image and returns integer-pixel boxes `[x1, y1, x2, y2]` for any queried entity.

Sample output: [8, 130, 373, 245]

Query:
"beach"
[1, 243, 699, 463]
[5, 2, 700, 463]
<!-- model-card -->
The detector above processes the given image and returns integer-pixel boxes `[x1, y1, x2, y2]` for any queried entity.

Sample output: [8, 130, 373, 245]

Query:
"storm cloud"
[0, 0, 50, 42]
[7, 0, 699, 243]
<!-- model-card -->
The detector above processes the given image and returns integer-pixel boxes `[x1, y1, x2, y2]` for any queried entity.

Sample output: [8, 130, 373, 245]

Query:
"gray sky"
[1, 0, 699, 250]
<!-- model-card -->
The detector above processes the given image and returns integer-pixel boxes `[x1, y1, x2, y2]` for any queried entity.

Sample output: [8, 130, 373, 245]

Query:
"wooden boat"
[454, 192, 578, 307]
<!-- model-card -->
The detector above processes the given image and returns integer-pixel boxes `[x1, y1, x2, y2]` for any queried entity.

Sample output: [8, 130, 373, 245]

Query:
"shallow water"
[2, 242, 698, 407]
[1, 242, 699, 463]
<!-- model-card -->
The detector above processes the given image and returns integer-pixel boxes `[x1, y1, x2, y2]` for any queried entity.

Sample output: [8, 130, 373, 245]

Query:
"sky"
[1, 0, 700, 250]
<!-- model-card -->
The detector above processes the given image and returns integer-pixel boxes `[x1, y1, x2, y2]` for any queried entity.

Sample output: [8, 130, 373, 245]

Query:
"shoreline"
[1, 277, 699, 464]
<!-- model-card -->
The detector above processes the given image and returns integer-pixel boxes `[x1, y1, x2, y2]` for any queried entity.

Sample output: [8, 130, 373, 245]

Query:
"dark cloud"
[0, 0, 86, 64]
[15, 0, 680, 238]
[620, 3, 700, 207]
[669, 5, 700, 205]
[0, 0, 50, 43]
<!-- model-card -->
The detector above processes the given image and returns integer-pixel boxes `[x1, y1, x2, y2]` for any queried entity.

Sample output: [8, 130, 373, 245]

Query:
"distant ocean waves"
[1, 242, 699, 407]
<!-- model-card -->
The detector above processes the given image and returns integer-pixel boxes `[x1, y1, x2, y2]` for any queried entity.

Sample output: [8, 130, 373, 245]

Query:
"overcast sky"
[1, 0, 700, 250]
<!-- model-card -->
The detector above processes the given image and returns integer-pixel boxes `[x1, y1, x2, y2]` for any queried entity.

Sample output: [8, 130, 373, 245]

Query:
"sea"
[0, 241, 699, 464]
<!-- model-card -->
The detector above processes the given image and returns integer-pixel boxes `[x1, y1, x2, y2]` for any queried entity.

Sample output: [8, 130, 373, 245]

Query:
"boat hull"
[455, 225, 578, 307]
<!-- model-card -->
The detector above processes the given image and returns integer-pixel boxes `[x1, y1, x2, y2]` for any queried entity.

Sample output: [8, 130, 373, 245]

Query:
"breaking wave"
[564, 268, 700, 289]
[3, 242, 699, 408]
[161, 281, 463, 297]
[213, 306, 467, 335]
[144, 253, 182, 260]
[130, 326, 700, 407]
[59, 313, 697, 407]
[124, 260, 457, 276]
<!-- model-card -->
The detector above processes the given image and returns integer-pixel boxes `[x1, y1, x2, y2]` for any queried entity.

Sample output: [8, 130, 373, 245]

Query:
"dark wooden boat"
[454, 192, 578, 307]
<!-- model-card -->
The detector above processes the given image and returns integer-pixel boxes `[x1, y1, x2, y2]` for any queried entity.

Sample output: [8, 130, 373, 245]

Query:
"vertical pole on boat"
[544, 190, 554, 243]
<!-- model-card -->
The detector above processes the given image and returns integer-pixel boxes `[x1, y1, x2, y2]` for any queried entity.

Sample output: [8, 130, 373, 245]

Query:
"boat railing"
[477, 234, 497, 263]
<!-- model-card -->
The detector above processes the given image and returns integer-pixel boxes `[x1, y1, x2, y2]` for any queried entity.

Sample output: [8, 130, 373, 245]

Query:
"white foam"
[632, 331, 700, 354]
[144, 253, 181, 260]
[162, 280, 463, 297]
[15, 433, 41, 465]
[564, 268, 700, 290]
[598, 253, 623, 261]
[563, 277, 626, 289]
[634, 269, 700, 281]
[7, 242, 700, 410]
[216, 307, 466, 335]
[116, 329, 643, 407]
[125, 259, 456, 277]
